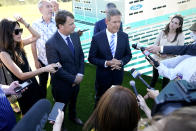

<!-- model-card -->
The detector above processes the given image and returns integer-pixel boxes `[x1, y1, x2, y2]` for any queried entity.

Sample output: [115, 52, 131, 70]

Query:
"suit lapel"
[70, 33, 77, 58]
[114, 32, 122, 58]
[103, 30, 113, 59]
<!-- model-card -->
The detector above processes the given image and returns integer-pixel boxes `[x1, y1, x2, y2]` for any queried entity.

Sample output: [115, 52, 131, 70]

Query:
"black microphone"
[132, 44, 159, 67]
[80, 29, 89, 32]
[12, 99, 52, 131]
[140, 47, 159, 67]
[130, 68, 153, 89]
[77, 29, 89, 37]
[129, 80, 138, 96]
[132, 43, 140, 50]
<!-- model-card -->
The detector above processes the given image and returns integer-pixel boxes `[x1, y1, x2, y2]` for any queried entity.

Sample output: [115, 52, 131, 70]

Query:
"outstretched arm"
[0, 52, 57, 81]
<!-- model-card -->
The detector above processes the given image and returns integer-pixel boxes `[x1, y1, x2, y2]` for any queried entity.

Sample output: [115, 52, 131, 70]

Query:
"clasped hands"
[106, 58, 122, 70]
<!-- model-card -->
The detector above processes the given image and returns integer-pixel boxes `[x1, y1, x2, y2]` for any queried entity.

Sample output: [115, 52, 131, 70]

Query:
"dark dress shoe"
[70, 118, 83, 126]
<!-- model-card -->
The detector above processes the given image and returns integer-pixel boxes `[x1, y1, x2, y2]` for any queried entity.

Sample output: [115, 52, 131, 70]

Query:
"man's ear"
[39, 7, 42, 13]
[58, 24, 63, 30]
[105, 18, 109, 25]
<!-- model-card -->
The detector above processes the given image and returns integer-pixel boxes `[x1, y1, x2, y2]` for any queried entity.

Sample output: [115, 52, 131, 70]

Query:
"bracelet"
[26, 24, 30, 28]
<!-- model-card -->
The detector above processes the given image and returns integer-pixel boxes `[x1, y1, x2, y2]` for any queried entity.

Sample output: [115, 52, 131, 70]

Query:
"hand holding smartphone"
[54, 62, 62, 71]
[48, 102, 65, 122]
[14, 80, 32, 93]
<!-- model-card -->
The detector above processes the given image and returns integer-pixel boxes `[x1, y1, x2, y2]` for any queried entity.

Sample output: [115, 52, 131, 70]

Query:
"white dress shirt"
[157, 55, 196, 82]
[58, 30, 73, 46]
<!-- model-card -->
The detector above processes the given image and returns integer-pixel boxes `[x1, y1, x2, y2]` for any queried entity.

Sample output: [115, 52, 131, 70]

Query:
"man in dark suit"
[93, 2, 123, 35]
[88, 8, 132, 106]
[147, 22, 196, 56]
[46, 10, 84, 127]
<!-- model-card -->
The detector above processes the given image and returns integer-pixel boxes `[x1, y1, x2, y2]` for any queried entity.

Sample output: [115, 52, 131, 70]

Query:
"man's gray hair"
[106, 8, 121, 20]
[106, 2, 117, 10]
[38, 0, 50, 8]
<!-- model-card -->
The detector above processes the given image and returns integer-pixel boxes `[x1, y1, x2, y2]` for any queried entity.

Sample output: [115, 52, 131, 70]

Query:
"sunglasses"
[14, 28, 23, 35]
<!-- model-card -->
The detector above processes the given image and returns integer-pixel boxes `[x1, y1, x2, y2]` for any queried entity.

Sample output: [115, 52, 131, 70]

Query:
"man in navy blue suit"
[93, 2, 123, 35]
[46, 10, 84, 127]
[147, 22, 196, 56]
[88, 8, 132, 106]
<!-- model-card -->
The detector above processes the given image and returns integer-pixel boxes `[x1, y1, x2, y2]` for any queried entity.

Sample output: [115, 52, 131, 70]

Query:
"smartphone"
[14, 80, 32, 93]
[48, 102, 65, 122]
[54, 62, 62, 71]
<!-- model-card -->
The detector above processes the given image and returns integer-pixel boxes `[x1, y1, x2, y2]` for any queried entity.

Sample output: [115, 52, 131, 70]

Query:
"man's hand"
[74, 75, 83, 85]
[110, 58, 122, 70]
[2, 81, 21, 95]
[112, 58, 121, 65]
[9, 81, 20, 95]
[106, 60, 115, 67]
[111, 64, 121, 70]
[144, 88, 159, 99]
[146, 45, 161, 54]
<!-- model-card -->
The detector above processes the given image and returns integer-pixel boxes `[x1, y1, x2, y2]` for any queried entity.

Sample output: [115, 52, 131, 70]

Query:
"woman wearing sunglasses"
[0, 17, 58, 115]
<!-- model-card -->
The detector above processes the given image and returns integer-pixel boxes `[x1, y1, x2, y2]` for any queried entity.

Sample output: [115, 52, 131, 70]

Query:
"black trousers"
[38, 60, 49, 98]
[94, 79, 121, 108]
[52, 85, 79, 120]
[150, 67, 170, 89]
[94, 80, 110, 107]
[67, 85, 79, 119]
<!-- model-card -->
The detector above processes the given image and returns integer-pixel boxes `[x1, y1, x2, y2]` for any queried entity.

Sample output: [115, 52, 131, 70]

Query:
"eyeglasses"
[14, 28, 23, 35]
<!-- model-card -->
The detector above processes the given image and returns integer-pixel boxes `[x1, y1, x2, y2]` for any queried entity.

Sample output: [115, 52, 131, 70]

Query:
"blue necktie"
[66, 37, 74, 55]
[110, 34, 115, 57]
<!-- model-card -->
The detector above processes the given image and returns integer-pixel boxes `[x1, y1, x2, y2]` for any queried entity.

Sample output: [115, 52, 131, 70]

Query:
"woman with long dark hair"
[0, 17, 57, 115]
[83, 86, 140, 131]
[150, 15, 185, 89]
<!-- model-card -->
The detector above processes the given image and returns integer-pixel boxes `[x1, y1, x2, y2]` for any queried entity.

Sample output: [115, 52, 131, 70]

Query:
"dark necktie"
[66, 37, 74, 55]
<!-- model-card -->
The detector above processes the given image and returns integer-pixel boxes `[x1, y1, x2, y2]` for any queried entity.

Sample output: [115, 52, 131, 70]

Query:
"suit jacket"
[163, 44, 196, 56]
[93, 18, 123, 35]
[88, 30, 132, 86]
[46, 31, 84, 101]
